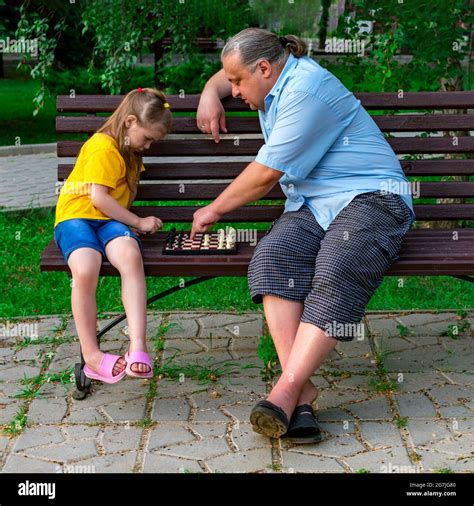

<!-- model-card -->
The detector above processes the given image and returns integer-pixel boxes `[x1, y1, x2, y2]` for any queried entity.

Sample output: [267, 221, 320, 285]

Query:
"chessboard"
[163, 227, 238, 255]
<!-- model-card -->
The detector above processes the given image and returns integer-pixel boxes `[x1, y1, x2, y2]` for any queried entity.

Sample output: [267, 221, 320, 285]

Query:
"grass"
[3, 405, 28, 436]
[156, 354, 242, 384]
[0, 78, 57, 146]
[257, 332, 280, 382]
[13, 367, 75, 399]
[394, 415, 409, 428]
[1, 206, 473, 318]
[440, 320, 471, 339]
[368, 377, 398, 393]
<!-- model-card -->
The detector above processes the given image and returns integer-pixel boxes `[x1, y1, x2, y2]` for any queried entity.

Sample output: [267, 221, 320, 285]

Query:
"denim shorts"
[53, 218, 143, 263]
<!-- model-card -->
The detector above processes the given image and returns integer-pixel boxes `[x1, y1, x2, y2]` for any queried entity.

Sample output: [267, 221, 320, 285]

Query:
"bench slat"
[57, 160, 474, 180]
[40, 229, 474, 276]
[56, 92, 474, 112]
[132, 182, 474, 200]
[56, 114, 474, 134]
[57, 137, 474, 157]
[129, 204, 474, 221]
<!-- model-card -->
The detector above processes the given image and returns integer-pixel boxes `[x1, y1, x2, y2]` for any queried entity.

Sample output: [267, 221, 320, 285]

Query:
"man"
[191, 28, 415, 443]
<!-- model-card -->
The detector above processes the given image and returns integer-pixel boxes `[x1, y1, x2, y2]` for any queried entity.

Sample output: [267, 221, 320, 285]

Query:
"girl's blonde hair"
[96, 87, 172, 191]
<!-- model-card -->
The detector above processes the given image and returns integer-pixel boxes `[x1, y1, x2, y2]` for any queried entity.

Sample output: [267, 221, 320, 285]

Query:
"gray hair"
[221, 28, 307, 70]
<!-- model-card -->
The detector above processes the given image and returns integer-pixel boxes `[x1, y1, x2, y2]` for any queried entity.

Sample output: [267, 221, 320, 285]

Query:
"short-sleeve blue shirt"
[255, 54, 415, 231]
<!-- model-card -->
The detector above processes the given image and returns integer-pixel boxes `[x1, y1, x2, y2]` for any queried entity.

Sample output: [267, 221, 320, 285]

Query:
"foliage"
[257, 333, 280, 382]
[330, 0, 473, 92]
[161, 55, 223, 94]
[15, 0, 251, 110]
[250, 0, 322, 36]
[43, 65, 155, 96]
[15, 3, 67, 114]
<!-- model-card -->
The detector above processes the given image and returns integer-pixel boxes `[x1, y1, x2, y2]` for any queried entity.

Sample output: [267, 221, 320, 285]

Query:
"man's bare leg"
[266, 321, 338, 421]
[263, 295, 320, 406]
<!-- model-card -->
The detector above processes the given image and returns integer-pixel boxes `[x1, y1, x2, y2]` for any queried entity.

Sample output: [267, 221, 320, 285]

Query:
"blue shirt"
[255, 54, 415, 231]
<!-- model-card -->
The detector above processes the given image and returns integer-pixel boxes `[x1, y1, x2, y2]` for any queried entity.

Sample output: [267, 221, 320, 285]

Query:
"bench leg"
[452, 275, 474, 283]
[73, 276, 216, 399]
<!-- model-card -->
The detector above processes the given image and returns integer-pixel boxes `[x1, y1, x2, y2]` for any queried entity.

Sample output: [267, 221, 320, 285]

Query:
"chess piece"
[226, 227, 236, 249]
[203, 234, 210, 247]
[218, 229, 225, 249]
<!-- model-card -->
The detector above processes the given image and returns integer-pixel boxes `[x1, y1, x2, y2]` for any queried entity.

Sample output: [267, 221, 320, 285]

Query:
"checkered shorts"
[247, 191, 415, 341]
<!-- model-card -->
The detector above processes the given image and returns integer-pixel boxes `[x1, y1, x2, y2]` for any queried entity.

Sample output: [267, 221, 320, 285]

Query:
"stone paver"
[0, 152, 58, 211]
[0, 310, 472, 473]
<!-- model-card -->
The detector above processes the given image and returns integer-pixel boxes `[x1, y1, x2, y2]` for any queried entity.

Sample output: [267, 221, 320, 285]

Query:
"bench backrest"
[56, 92, 474, 226]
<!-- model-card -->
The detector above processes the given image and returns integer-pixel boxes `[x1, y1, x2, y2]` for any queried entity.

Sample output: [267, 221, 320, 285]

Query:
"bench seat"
[41, 228, 474, 277]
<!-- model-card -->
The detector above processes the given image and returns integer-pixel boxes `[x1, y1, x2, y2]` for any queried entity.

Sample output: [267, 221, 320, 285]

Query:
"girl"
[54, 87, 172, 383]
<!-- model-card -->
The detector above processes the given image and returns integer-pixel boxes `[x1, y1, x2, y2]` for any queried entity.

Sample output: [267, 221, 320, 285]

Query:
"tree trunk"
[153, 39, 165, 89]
[318, 0, 332, 50]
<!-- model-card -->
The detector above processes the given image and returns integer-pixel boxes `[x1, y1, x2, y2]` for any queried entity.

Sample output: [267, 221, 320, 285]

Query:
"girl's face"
[124, 115, 166, 153]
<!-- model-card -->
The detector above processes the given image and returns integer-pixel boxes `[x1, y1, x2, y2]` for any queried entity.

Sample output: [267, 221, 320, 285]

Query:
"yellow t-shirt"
[54, 133, 145, 228]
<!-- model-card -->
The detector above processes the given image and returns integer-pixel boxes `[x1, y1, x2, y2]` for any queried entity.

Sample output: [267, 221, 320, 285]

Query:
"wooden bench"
[40, 91, 474, 398]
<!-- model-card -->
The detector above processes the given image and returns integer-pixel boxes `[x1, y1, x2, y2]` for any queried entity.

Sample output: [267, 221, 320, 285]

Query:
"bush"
[44, 65, 156, 96]
[161, 55, 222, 94]
[44, 58, 222, 96]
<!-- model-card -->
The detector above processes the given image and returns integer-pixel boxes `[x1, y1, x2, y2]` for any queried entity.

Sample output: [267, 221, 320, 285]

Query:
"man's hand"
[196, 90, 228, 143]
[135, 216, 163, 234]
[191, 205, 222, 240]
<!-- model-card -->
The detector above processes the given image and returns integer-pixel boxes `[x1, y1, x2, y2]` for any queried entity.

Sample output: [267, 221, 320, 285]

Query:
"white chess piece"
[218, 229, 225, 249]
[226, 227, 236, 249]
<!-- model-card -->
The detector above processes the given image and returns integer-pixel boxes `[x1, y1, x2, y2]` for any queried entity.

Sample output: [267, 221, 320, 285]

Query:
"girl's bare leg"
[68, 248, 126, 375]
[105, 237, 150, 373]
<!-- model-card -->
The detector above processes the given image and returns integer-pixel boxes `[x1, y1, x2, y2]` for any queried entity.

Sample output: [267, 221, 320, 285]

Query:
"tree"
[15, 0, 251, 111]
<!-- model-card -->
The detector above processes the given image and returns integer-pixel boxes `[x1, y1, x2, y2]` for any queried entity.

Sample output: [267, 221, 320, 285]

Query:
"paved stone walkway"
[0, 153, 58, 211]
[0, 310, 472, 473]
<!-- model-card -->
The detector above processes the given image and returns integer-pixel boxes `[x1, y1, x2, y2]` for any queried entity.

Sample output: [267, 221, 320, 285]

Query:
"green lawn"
[0, 207, 472, 319]
[0, 78, 57, 146]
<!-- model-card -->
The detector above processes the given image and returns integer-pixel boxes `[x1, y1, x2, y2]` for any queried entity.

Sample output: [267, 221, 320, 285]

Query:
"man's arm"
[197, 69, 232, 143]
[203, 68, 232, 99]
[190, 161, 283, 239]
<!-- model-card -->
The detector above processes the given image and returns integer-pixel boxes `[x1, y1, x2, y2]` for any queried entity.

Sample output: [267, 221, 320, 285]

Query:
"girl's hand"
[136, 216, 163, 234]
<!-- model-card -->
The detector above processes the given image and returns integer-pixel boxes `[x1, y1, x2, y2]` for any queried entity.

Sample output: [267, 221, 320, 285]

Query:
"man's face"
[222, 53, 278, 111]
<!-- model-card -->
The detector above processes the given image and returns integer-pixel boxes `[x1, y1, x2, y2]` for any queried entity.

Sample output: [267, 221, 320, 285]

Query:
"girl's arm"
[91, 184, 161, 232]
[127, 180, 138, 210]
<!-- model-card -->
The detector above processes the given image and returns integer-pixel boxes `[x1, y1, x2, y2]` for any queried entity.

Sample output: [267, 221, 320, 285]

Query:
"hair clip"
[137, 87, 144, 93]
[163, 102, 170, 109]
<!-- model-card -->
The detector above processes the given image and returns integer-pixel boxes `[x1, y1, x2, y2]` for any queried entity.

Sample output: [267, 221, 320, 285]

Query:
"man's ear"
[257, 59, 272, 79]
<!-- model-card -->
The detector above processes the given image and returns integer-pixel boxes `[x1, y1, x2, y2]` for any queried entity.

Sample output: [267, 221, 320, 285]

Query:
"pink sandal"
[124, 350, 153, 378]
[83, 353, 127, 384]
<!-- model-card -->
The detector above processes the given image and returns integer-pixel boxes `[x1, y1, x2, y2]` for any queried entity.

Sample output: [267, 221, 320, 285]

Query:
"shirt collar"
[264, 53, 299, 106]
